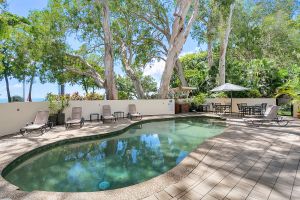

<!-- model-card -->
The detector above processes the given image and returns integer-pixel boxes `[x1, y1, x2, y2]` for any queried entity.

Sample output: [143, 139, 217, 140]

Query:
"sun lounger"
[128, 104, 142, 120]
[20, 111, 50, 135]
[101, 105, 116, 123]
[244, 105, 292, 126]
[65, 107, 85, 129]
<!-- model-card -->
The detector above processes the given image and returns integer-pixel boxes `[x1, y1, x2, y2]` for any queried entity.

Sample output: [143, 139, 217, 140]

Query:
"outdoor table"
[114, 111, 125, 120]
[90, 113, 100, 122]
[241, 105, 262, 116]
[214, 105, 231, 114]
[199, 104, 210, 112]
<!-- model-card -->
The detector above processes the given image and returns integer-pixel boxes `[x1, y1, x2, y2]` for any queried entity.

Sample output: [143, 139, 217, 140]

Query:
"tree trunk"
[120, 42, 146, 99]
[218, 3, 235, 85]
[81, 77, 89, 94]
[101, 0, 118, 100]
[159, 0, 199, 98]
[4, 70, 11, 103]
[27, 73, 35, 102]
[207, 9, 214, 69]
[59, 84, 65, 95]
[207, 40, 213, 69]
[125, 68, 146, 99]
[175, 60, 188, 87]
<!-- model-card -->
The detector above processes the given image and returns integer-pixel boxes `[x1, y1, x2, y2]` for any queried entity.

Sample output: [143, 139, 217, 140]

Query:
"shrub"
[11, 95, 24, 102]
[70, 92, 84, 100]
[192, 93, 207, 106]
[84, 93, 104, 100]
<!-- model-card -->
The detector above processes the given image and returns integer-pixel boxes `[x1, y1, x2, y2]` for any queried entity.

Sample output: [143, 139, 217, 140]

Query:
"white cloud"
[144, 59, 165, 81]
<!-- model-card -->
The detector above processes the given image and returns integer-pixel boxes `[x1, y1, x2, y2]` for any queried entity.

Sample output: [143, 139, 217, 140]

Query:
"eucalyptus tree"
[111, 1, 162, 99]
[192, 0, 219, 69]
[56, 0, 118, 99]
[129, 0, 199, 98]
[217, 0, 235, 85]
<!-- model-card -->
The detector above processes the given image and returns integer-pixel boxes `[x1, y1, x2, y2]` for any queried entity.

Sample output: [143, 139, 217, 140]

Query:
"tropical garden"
[0, 0, 299, 102]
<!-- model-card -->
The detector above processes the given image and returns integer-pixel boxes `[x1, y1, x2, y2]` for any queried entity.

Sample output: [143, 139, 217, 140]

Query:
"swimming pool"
[3, 117, 225, 192]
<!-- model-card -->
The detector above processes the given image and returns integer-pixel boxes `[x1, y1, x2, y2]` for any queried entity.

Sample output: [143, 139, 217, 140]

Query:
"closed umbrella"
[210, 83, 250, 113]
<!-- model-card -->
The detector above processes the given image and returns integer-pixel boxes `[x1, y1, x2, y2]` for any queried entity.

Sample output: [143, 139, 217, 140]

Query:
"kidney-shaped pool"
[2, 117, 225, 192]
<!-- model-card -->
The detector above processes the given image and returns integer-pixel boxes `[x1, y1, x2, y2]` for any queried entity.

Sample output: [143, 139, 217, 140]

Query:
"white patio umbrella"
[210, 83, 250, 113]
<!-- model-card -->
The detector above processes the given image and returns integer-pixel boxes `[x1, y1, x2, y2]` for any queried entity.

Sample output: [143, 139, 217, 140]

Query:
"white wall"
[64, 100, 175, 121]
[0, 102, 49, 137]
[0, 100, 175, 136]
[293, 103, 299, 118]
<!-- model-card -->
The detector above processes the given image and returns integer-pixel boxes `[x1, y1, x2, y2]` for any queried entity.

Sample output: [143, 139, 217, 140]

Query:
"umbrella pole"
[231, 91, 233, 114]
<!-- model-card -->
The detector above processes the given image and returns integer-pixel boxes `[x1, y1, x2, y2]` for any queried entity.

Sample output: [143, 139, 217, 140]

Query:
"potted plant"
[192, 93, 207, 111]
[46, 93, 70, 125]
[276, 82, 300, 118]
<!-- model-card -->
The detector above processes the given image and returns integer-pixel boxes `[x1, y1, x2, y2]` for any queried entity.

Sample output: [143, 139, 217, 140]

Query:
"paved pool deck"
[0, 113, 300, 200]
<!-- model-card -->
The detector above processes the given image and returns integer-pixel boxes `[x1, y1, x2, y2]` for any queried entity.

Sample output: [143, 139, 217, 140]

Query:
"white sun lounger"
[128, 104, 142, 120]
[20, 111, 50, 135]
[65, 107, 85, 129]
[244, 105, 292, 126]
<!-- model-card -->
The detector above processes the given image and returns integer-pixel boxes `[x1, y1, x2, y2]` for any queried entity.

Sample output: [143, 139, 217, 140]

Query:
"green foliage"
[11, 95, 24, 102]
[46, 93, 70, 114]
[84, 93, 104, 100]
[70, 92, 84, 101]
[192, 93, 207, 106]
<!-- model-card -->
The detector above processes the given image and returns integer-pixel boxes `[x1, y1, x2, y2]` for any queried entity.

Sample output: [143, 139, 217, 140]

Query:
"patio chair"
[128, 104, 142, 120]
[261, 103, 267, 113]
[101, 105, 116, 123]
[213, 103, 222, 113]
[65, 107, 85, 129]
[244, 105, 292, 127]
[20, 111, 50, 135]
[237, 103, 247, 116]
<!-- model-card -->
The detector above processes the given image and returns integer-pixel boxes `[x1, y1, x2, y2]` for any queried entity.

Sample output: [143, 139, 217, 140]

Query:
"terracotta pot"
[297, 112, 300, 119]
[175, 103, 180, 114]
[181, 103, 190, 113]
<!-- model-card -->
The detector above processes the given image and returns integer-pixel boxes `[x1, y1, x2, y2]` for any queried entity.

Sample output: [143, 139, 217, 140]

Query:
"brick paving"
[0, 114, 299, 200]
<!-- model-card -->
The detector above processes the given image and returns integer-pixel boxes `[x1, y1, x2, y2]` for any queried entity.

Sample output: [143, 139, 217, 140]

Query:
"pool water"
[3, 118, 225, 192]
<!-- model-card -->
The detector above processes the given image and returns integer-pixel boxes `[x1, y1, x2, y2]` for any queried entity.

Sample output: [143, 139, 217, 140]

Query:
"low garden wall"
[0, 99, 175, 136]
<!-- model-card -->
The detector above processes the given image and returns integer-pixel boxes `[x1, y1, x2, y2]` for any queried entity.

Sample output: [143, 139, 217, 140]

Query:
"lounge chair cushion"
[130, 113, 141, 117]
[66, 119, 81, 124]
[24, 124, 45, 130]
[103, 116, 115, 120]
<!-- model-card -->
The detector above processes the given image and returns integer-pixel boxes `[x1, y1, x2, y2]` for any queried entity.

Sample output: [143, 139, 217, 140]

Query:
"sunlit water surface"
[4, 118, 225, 192]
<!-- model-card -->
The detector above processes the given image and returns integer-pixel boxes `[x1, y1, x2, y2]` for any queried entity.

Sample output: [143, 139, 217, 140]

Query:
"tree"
[218, 0, 235, 85]
[192, 0, 219, 69]
[130, 0, 199, 93]
[131, 0, 199, 98]
[0, 9, 29, 102]
[97, 0, 118, 99]
[159, 0, 199, 98]
[36, 0, 117, 99]
[112, 1, 161, 99]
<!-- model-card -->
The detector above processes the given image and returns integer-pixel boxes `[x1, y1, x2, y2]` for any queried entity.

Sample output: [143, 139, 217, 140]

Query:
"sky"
[0, 0, 200, 101]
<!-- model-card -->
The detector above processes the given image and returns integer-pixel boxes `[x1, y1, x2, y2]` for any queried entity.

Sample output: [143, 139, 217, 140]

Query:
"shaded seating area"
[101, 105, 116, 123]
[65, 107, 85, 129]
[128, 104, 142, 120]
[20, 111, 50, 135]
